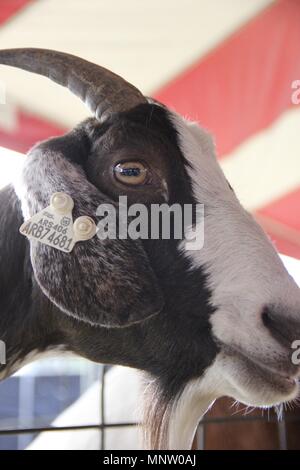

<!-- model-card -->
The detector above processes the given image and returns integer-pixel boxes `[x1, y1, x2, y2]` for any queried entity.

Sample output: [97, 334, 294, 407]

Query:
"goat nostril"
[261, 307, 273, 329]
[261, 306, 292, 347]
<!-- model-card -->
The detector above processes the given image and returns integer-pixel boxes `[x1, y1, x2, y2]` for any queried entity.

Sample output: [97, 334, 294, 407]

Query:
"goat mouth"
[222, 344, 299, 394]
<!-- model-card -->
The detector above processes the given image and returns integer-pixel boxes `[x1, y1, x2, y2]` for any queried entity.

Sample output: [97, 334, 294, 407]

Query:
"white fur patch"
[168, 357, 228, 449]
[170, 112, 300, 407]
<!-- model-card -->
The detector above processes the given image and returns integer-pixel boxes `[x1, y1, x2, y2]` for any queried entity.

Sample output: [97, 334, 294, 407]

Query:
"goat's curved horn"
[0, 48, 146, 121]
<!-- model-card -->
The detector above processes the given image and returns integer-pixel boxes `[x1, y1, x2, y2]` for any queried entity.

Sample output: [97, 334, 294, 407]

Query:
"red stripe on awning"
[0, 110, 66, 154]
[257, 187, 300, 232]
[154, 0, 300, 157]
[270, 237, 300, 260]
[264, 233, 300, 260]
[255, 190, 300, 259]
[0, 0, 34, 26]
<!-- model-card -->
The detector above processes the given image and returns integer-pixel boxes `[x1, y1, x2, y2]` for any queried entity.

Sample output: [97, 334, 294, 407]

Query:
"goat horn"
[0, 48, 146, 121]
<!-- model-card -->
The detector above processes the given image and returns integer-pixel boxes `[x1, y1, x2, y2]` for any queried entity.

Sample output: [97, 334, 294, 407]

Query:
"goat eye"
[114, 161, 148, 185]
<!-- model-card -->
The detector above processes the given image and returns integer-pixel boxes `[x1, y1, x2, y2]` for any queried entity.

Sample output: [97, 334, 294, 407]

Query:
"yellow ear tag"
[19, 192, 97, 253]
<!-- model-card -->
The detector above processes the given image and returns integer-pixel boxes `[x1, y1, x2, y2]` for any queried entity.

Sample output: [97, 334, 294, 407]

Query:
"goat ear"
[16, 122, 164, 327]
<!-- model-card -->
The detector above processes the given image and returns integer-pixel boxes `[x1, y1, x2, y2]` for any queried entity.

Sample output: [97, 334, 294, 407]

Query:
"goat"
[0, 48, 300, 450]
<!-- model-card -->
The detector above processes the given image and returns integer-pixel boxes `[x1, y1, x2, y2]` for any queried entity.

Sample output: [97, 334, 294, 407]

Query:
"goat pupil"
[114, 162, 146, 185]
[121, 168, 140, 177]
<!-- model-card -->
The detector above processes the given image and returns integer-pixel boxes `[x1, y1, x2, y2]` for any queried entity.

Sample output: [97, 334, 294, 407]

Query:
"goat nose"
[262, 306, 300, 348]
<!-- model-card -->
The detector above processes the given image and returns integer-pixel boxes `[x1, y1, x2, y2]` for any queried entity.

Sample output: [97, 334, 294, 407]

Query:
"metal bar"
[195, 423, 205, 450]
[277, 410, 288, 450]
[100, 365, 107, 450]
[18, 374, 35, 449]
[0, 422, 138, 435]
[1, 414, 299, 436]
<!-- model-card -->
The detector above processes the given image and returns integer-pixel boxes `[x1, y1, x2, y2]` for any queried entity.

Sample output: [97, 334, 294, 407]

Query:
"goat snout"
[262, 305, 300, 350]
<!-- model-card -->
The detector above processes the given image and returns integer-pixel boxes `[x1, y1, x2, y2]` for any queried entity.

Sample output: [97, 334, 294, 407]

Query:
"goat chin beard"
[144, 353, 299, 450]
[218, 351, 300, 408]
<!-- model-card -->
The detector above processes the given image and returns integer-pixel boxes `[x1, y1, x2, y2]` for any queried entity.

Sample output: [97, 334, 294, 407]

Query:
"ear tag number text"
[19, 193, 97, 253]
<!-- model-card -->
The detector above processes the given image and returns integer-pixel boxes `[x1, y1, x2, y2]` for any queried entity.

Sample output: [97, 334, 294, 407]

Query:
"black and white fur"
[0, 103, 300, 449]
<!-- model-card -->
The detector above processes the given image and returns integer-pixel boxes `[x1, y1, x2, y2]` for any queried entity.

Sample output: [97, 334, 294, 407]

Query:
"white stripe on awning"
[220, 107, 300, 211]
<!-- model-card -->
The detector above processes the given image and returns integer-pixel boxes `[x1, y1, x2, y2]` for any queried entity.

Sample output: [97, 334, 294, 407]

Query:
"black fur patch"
[2, 104, 219, 401]
[19, 128, 164, 328]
